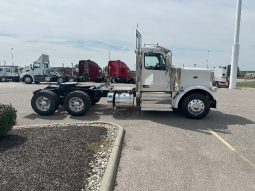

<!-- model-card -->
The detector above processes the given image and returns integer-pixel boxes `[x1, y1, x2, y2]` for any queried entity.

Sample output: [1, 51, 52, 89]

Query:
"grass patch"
[237, 82, 255, 88]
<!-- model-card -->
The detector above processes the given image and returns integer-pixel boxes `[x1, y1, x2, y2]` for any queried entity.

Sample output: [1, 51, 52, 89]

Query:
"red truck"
[78, 60, 103, 82]
[108, 60, 134, 83]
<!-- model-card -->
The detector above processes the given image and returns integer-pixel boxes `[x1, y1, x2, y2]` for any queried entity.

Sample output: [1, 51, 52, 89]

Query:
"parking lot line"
[208, 128, 255, 169]
[208, 129, 236, 151]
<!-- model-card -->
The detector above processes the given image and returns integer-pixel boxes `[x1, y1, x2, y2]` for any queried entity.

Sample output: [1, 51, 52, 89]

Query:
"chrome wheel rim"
[36, 96, 51, 111]
[25, 77, 31, 83]
[69, 97, 84, 112]
[188, 99, 205, 116]
[58, 78, 64, 83]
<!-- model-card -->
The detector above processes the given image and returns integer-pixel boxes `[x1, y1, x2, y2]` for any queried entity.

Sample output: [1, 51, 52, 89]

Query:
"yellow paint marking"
[239, 154, 255, 169]
[208, 129, 236, 152]
[208, 128, 255, 169]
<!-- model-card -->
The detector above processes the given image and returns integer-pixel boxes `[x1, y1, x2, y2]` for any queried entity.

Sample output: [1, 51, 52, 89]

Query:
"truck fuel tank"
[107, 86, 135, 108]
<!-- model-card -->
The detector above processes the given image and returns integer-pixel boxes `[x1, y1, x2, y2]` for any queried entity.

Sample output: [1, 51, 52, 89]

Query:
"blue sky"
[0, 0, 254, 70]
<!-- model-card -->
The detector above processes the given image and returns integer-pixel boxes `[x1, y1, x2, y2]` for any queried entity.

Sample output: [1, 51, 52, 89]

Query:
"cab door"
[141, 52, 170, 92]
[32, 61, 43, 75]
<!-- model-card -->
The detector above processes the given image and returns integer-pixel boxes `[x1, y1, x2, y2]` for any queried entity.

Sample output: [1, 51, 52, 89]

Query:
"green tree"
[227, 65, 240, 77]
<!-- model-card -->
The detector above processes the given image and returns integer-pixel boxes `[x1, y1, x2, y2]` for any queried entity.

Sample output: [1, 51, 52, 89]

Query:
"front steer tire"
[31, 90, 59, 115]
[64, 91, 91, 116]
[181, 93, 210, 119]
[23, 75, 33, 84]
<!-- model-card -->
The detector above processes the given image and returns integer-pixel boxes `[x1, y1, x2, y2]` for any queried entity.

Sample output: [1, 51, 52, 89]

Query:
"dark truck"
[53, 60, 104, 83]
[78, 60, 103, 82]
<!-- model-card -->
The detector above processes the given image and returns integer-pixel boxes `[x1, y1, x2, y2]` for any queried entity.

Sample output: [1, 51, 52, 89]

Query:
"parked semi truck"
[0, 66, 20, 82]
[50, 60, 104, 83]
[78, 60, 103, 82]
[108, 60, 135, 83]
[20, 54, 67, 84]
[31, 30, 216, 119]
[213, 67, 229, 87]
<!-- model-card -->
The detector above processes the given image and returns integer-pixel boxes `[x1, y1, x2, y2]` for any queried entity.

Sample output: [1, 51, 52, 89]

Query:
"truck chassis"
[31, 82, 214, 119]
[31, 82, 135, 116]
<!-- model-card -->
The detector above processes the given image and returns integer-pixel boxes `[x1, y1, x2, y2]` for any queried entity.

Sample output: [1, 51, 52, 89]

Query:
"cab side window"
[144, 53, 166, 70]
[33, 62, 41, 68]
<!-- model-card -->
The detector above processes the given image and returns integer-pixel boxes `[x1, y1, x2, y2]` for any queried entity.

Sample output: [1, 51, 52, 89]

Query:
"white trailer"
[0, 66, 20, 82]
[31, 30, 217, 119]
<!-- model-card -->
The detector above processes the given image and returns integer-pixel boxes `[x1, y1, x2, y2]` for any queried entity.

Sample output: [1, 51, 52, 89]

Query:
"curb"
[99, 123, 125, 191]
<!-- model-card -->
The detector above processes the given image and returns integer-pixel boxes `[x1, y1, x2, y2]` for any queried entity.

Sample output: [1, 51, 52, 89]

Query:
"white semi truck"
[31, 30, 216, 119]
[0, 66, 20, 82]
[213, 67, 229, 87]
[20, 54, 64, 84]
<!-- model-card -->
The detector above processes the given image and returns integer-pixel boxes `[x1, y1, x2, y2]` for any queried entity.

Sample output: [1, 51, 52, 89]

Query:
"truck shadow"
[90, 106, 255, 135]
[24, 113, 67, 120]
[23, 104, 254, 135]
[24, 107, 100, 121]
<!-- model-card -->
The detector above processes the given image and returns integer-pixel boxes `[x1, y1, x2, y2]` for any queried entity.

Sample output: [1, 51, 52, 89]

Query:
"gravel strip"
[0, 122, 118, 191]
[83, 123, 118, 191]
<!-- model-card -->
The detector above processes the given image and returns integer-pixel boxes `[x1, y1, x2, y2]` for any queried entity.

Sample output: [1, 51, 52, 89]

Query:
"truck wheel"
[64, 91, 91, 116]
[0, 76, 6, 82]
[57, 77, 65, 84]
[23, 76, 33, 84]
[181, 93, 210, 119]
[31, 90, 59, 115]
[68, 76, 76, 82]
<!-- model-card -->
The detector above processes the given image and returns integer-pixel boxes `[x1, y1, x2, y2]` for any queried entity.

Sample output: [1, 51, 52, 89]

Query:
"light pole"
[229, 0, 242, 89]
[11, 48, 14, 66]
[206, 50, 210, 69]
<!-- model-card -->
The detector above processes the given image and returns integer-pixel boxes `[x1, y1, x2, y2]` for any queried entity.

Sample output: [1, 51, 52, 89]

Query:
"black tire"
[57, 77, 65, 84]
[0, 76, 6, 82]
[181, 93, 210, 119]
[23, 75, 33, 84]
[31, 90, 60, 115]
[64, 91, 91, 116]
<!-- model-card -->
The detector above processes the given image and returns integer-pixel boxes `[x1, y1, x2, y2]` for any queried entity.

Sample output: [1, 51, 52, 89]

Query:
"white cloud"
[0, 0, 254, 70]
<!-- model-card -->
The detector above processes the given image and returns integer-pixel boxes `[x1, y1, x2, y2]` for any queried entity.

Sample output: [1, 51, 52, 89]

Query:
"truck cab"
[20, 54, 59, 84]
[136, 30, 216, 119]
[108, 60, 134, 83]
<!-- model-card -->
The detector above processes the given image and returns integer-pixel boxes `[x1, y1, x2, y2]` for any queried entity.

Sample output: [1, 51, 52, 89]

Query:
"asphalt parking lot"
[0, 83, 255, 191]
